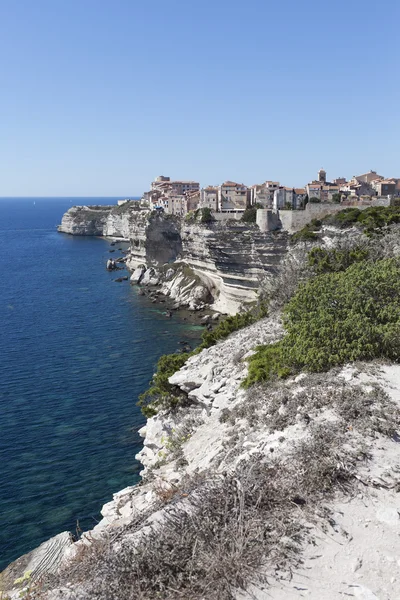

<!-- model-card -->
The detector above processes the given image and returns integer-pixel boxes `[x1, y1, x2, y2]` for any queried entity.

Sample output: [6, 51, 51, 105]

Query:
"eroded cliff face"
[179, 222, 288, 312]
[58, 204, 289, 314]
[58, 206, 114, 236]
[126, 216, 289, 313]
[58, 203, 149, 240]
[5, 323, 400, 600]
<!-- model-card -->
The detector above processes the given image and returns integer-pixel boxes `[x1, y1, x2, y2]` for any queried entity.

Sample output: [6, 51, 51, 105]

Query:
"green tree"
[199, 207, 214, 223]
[241, 207, 257, 222]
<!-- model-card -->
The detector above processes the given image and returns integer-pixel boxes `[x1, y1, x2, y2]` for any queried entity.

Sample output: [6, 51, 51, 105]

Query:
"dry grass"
[223, 372, 400, 439]
[41, 421, 361, 600]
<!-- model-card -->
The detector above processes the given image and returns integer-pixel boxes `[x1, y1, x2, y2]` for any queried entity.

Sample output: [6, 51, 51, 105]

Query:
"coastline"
[4, 204, 400, 599]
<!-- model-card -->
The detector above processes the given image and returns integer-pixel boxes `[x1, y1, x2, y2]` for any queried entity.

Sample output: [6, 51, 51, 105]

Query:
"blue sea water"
[0, 198, 201, 570]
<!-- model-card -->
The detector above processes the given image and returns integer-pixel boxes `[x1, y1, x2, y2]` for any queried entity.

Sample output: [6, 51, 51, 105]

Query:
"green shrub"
[322, 206, 400, 233]
[138, 353, 191, 417]
[291, 227, 319, 243]
[241, 207, 257, 223]
[139, 303, 269, 415]
[323, 207, 361, 228]
[291, 219, 322, 244]
[198, 309, 262, 351]
[307, 246, 369, 274]
[244, 258, 400, 386]
[309, 197, 321, 203]
[199, 207, 214, 223]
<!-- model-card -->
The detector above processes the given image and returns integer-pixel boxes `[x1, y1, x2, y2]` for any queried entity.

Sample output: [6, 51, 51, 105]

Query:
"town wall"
[277, 198, 391, 234]
[256, 209, 281, 232]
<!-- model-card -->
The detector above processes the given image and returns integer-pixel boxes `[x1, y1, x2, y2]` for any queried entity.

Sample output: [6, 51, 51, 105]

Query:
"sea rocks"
[106, 259, 117, 270]
[140, 268, 160, 286]
[130, 265, 146, 284]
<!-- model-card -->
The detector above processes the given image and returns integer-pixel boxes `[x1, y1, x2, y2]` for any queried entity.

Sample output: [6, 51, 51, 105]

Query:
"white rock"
[376, 506, 399, 525]
[130, 265, 146, 283]
[141, 267, 160, 285]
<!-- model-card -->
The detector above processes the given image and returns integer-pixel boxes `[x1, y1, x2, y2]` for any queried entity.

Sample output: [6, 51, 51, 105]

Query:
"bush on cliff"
[240, 207, 257, 223]
[291, 219, 321, 243]
[185, 208, 214, 224]
[322, 206, 400, 233]
[244, 258, 400, 386]
[197, 308, 265, 351]
[138, 353, 191, 417]
[307, 245, 369, 274]
[199, 207, 214, 223]
[240, 204, 262, 223]
[139, 303, 269, 415]
[291, 206, 400, 243]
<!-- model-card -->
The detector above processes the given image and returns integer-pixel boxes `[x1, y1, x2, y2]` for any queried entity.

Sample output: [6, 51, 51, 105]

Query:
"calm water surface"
[0, 198, 201, 569]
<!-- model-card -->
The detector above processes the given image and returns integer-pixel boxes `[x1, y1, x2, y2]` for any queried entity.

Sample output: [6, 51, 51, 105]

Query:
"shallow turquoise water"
[0, 198, 201, 569]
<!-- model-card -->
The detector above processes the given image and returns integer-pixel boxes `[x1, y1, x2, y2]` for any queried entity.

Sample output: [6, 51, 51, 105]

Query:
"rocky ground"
[3, 312, 400, 600]
[3, 220, 400, 599]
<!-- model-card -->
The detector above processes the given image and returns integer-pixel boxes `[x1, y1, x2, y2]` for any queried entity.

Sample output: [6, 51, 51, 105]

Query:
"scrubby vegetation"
[290, 219, 321, 243]
[240, 203, 262, 223]
[138, 353, 191, 417]
[198, 307, 266, 351]
[244, 258, 400, 386]
[292, 206, 400, 243]
[323, 205, 400, 232]
[307, 244, 369, 274]
[43, 421, 364, 600]
[139, 304, 268, 416]
[225, 370, 399, 437]
[185, 207, 215, 224]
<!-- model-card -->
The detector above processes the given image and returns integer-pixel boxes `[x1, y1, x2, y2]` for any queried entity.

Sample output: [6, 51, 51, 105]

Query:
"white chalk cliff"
[58, 203, 288, 314]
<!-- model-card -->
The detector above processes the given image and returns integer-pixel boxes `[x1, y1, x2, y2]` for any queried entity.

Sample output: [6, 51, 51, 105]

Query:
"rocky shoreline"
[58, 203, 289, 314]
[3, 208, 400, 599]
[104, 237, 222, 333]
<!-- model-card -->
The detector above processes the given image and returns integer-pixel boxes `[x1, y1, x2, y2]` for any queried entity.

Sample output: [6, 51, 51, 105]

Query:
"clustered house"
[140, 169, 400, 218]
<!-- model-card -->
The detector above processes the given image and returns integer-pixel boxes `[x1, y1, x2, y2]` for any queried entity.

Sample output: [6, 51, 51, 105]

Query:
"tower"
[318, 168, 327, 183]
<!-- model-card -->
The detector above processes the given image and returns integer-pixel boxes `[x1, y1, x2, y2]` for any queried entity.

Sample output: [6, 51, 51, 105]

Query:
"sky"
[0, 0, 399, 196]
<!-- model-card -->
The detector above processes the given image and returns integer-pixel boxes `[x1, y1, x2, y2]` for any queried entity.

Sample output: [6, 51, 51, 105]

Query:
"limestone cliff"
[4, 221, 400, 599]
[4, 321, 400, 599]
[58, 203, 289, 314]
[58, 205, 114, 236]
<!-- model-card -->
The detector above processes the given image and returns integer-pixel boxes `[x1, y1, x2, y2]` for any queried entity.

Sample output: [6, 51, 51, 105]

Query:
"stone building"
[372, 179, 397, 197]
[250, 181, 279, 208]
[200, 187, 218, 211]
[353, 170, 384, 185]
[218, 181, 249, 212]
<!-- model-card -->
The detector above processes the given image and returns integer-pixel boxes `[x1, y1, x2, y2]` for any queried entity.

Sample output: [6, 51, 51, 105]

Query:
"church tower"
[318, 168, 327, 183]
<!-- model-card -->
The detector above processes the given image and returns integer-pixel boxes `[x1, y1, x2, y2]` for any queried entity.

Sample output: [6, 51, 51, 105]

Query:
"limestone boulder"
[130, 265, 146, 284]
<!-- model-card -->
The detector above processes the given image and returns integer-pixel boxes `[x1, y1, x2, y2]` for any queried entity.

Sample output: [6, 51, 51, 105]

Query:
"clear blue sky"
[0, 0, 399, 196]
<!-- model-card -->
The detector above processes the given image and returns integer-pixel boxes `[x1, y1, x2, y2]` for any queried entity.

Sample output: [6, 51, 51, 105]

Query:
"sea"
[0, 197, 202, 570]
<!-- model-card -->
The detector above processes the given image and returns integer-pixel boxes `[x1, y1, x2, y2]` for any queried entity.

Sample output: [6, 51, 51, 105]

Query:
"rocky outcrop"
[179, 222, 288, 312]
[58, 206, 114, 236]
[0, 532, 73, 597]
[7, 317, 400, 599]
[58, 204, 289, 314]
[136, 263, 213, 310]
[128, 218, 289, 313]
[58, 202, 149, 240]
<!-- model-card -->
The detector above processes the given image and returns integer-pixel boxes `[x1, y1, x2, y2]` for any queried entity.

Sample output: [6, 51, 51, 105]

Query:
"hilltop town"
[134, 169, 400, 217]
